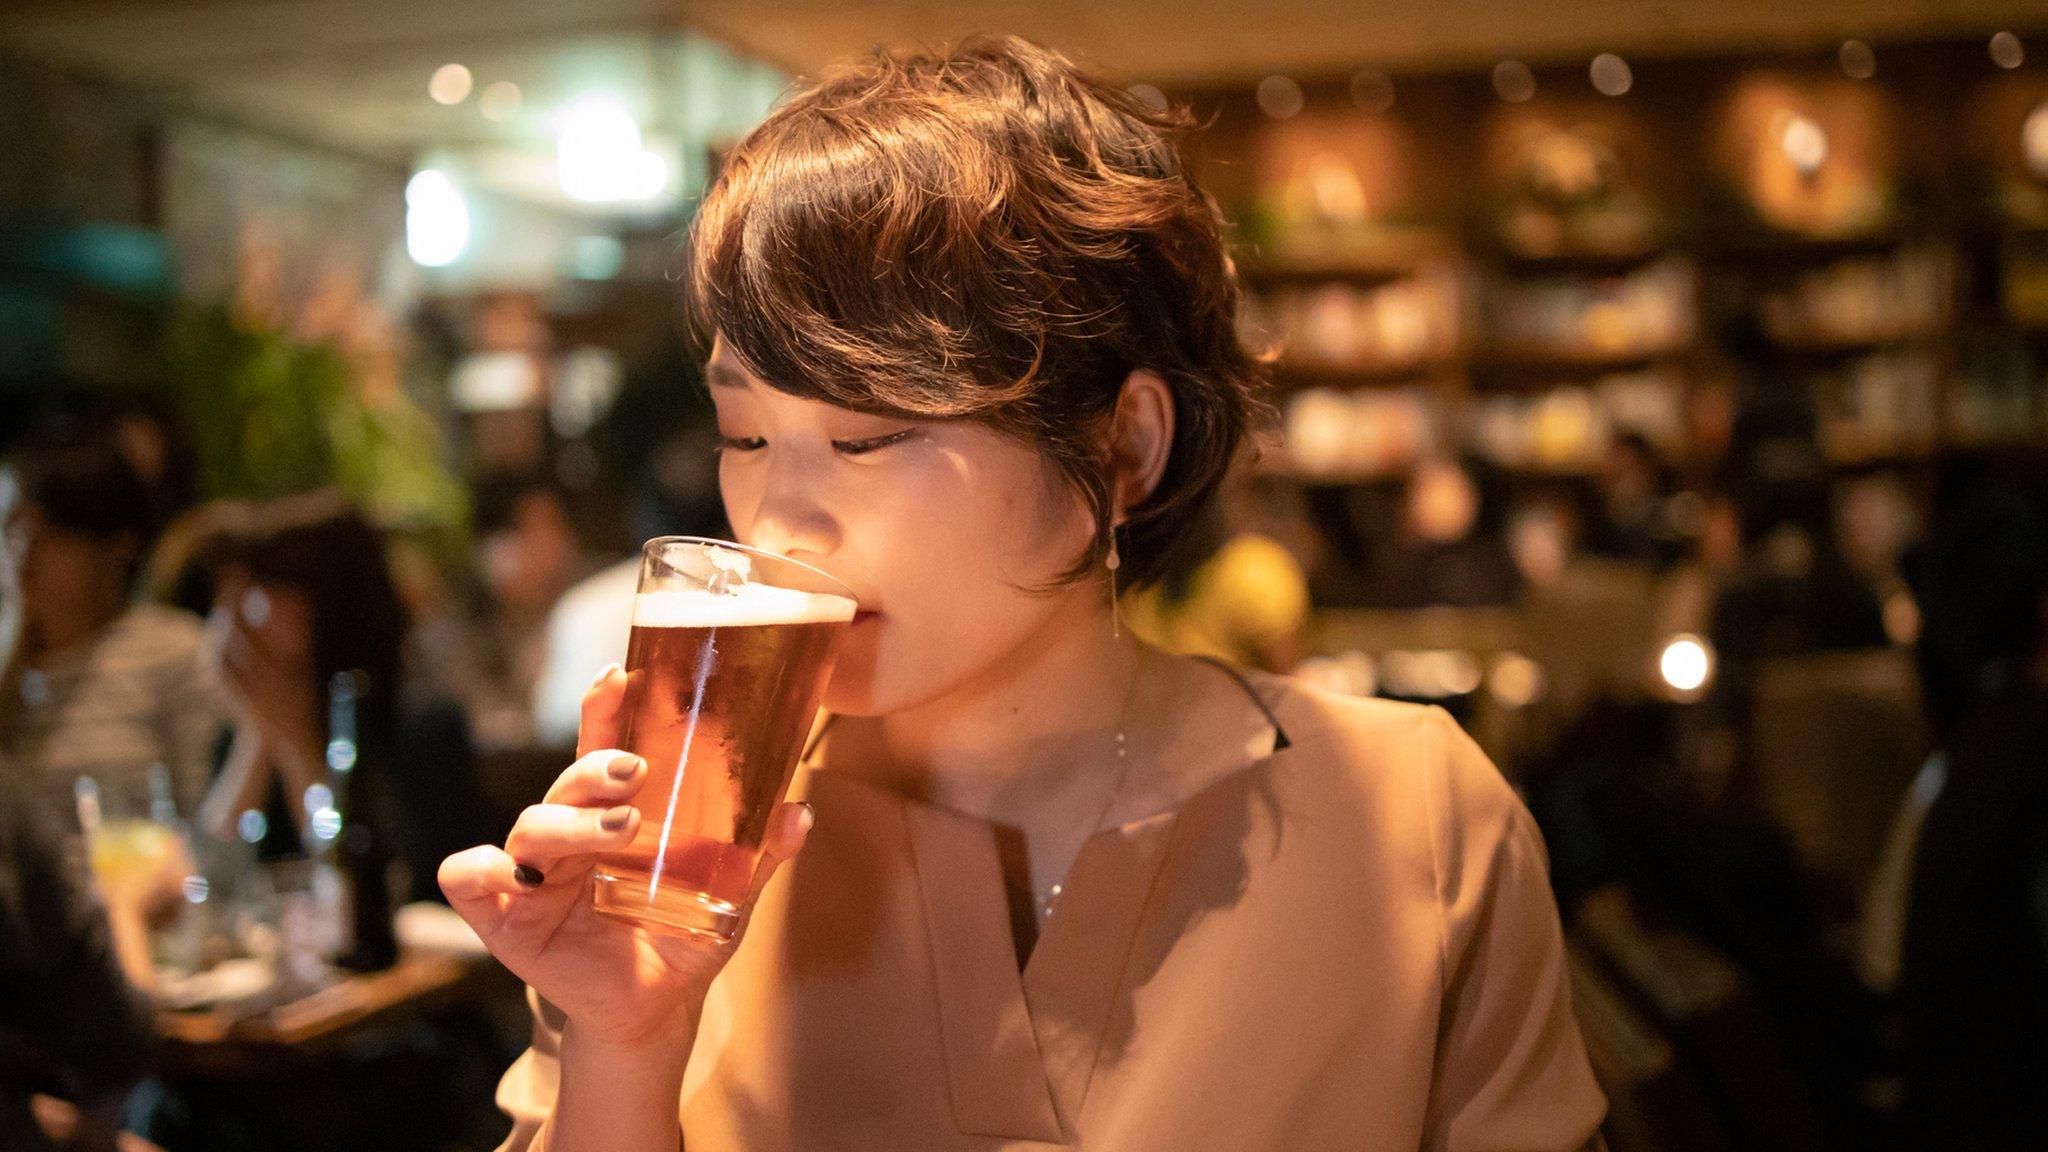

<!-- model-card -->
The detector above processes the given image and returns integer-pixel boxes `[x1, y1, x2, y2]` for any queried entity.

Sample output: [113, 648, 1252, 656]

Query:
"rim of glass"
[641, 535, 857, 600]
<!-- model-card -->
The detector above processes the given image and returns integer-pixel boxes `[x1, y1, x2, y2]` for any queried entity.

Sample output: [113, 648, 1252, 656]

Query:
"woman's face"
[7, 500, 120, 642]
[706, 338, 1100, 717]
[205, 565, 317, 674]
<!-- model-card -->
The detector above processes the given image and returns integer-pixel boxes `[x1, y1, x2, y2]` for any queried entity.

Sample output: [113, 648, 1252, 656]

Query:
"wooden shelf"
[1700, 228, 1917, 264]
[1470, 343, 1691, 385]
[1496, 460, 1605, 481]
[1764, 324, 1947, 359]
[1239, 259, 1426, 288]
[1272, 357, 1461, 388]
[1822, 441, 1938, 470]
[1487, 247, 1671, 277]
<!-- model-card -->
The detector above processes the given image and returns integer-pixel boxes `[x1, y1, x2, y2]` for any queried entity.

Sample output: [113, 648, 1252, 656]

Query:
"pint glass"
[590, 537, 856, 941]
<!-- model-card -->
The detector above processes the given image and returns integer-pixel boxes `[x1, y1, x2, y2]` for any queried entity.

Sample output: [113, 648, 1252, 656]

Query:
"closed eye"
[716, 430, 918, 457]
[833, 429, 918, 456]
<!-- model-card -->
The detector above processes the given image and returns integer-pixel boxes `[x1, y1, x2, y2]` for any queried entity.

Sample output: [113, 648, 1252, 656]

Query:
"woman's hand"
[438, 665, 812, 1054]
[213, 617, 320, 760]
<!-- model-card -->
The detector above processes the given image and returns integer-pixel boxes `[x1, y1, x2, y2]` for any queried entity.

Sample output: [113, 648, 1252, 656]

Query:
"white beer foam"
[632, 584, 856, 628]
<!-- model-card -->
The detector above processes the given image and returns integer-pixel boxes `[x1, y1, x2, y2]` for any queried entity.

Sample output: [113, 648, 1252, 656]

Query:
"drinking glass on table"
[588, 537, 856, 942]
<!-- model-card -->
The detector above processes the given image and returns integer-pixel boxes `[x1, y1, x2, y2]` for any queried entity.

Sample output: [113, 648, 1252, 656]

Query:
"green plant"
[166, 303, 470, 565]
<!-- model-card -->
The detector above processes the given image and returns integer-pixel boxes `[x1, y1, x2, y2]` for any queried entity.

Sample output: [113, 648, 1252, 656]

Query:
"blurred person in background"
[414, 473, 593, 749]
[527, 557, 639, 749]
[195, 496, 492, 909]
[0, 522, 163, 1152]
[1704, 436, 1886, 743]
[1386, 454, 1521, 608]
[0, 417, 224, 826]
[1122, 469, 1310, 673]
[1581, 431, 1687, 569]
[1893, 456, 2048, 1151]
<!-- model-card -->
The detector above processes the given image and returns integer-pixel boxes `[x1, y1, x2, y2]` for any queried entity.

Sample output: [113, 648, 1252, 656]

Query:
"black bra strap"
[1193, 655, 1293, 752]
[801, 655, 1293, 764]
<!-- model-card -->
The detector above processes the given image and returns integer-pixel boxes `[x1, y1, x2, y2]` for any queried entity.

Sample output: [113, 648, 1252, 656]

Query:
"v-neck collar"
[800, 666, 1288, 1143]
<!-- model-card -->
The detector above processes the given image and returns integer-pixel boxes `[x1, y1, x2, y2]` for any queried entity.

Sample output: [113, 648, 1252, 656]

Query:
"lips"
[852, 610, 880, 625]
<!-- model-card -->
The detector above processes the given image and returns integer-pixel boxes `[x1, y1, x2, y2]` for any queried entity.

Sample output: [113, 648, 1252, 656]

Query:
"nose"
[738, 456, 843, 572]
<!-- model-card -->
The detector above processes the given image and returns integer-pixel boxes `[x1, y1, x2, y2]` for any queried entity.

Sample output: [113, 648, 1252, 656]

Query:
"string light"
[1839, 40, 1876, 80]
[480, 81, 523, 122]
[1257, 75, 1304, 119]
[1590, 53, 1633, 97]
[1991, 31, 2025, 70]
[1493, 60, 1536, 103]
[429, 63, 473, 105]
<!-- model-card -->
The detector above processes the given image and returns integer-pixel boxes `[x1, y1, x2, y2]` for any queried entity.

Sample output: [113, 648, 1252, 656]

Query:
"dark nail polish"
[608, 754, 641, 781]
[600, 806, 633, 832]
[513, 863, 545, 888]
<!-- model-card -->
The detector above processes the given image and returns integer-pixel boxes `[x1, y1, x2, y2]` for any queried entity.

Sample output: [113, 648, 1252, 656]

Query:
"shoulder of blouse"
[1253, 672, 1524, 819]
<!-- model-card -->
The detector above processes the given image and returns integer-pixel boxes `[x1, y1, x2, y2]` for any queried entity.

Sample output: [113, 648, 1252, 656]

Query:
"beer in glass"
[590, 537, 856, 941]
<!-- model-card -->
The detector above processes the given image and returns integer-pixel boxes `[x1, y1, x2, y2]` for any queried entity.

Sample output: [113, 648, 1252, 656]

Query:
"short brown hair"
[686, 35, 1271, 588]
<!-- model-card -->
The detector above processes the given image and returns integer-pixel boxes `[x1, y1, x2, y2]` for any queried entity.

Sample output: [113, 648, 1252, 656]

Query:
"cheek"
[821, 445, 1095, 716]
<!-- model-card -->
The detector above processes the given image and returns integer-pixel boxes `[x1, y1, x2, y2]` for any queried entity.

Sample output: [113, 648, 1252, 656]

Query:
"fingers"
[437, 844, 529, 907]
[743, 801, 815, 908]
[504, 802, 640, 873]
[544, 748, 648, 807]
[575, 664, 630, 759]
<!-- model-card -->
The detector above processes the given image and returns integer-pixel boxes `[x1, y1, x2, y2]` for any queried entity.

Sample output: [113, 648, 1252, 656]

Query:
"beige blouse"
[497, 670, 1607, 1151]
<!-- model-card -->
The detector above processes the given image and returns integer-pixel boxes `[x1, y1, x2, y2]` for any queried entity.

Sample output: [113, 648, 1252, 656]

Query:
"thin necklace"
[1036, 645, 1148, 920]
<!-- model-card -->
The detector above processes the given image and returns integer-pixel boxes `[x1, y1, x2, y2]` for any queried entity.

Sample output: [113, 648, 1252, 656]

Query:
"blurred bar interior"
[4, 0, 2048, 1149]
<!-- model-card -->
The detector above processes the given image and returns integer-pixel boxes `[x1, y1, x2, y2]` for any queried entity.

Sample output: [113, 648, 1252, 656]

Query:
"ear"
[1108, 369, 1175, 523]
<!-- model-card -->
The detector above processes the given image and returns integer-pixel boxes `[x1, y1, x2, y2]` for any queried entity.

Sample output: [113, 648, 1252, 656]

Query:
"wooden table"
[157, 949, 516, 1079]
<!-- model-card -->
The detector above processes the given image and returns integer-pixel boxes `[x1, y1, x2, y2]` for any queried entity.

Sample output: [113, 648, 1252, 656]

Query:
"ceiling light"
[429, 63, 473, 105]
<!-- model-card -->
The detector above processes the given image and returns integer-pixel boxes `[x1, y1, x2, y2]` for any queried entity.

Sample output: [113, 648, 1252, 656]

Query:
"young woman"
[441, 36, 1606, 1152]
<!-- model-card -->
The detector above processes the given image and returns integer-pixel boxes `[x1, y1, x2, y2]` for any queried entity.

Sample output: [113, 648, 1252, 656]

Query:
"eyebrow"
[706, 361, 747, 389]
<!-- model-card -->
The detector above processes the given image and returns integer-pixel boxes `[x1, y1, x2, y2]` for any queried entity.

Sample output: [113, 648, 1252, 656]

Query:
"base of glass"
[590, 871, 740, 943]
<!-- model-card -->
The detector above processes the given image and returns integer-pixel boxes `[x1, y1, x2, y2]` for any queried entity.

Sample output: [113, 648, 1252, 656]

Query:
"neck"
[841, 592, 1145, 819]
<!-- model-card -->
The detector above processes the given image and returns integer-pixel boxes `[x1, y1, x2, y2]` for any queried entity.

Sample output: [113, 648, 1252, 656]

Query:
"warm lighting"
[1658, 634, 1714, 695]
[1590, 53, 1633, 97]
[2025, 103, 2048, 179]
[1488, 652, 1546, 709]
[1257, 75, 1304, 119]
[1992, 32, 2025, 70]
[1350, 69, 1395, 114]
[429, 63, 473, 105]
[1493, 60, 1536, 103]
[405, 168, 471, 267]
[1779, 115, 1830, 176]
[1128, 83, 1168, 112]
[1839, 40, 1876, 80]
[480, 80, 523, 122]
[558, 96, 669, 203]
[1381, 650, 1483, 700]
